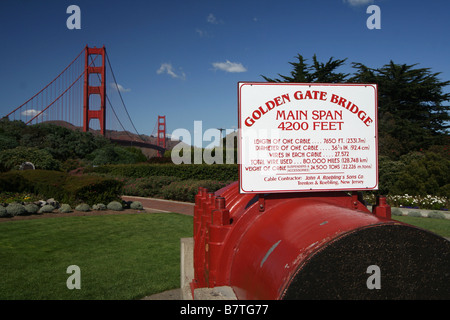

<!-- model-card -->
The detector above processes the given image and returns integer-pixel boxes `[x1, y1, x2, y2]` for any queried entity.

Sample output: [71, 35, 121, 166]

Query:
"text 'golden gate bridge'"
[3, 45, 166, 156]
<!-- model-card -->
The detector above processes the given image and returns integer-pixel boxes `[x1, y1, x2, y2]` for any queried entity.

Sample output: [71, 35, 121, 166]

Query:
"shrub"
[87, 163, 239, 182]
[107, 201, 123, 211]
[0, 146, 61, 172]
[24, 203, 39, 214]
[0, 192, 38, 204]
[92, 203, 107, 211]
[59, 204, 73, 213]
[427, 211, 446, 219]
[130, 201, 143, 210]
[387, 194, 448, 210]
[88, 145, 147, 165]
[161, 180, 230, 203]
[65, 175, 124, 206]
[39, 205, 55, 214]
[0, 172, 29, 194]
[75, 203, 90, 212]
[407, 211, 423, 217]
[0, 206, 9, 217]
[122, 176, 181, 197]
[0, 170, 124, 206]
[6, 203, 26, 216]
[391, 208, 403, 216]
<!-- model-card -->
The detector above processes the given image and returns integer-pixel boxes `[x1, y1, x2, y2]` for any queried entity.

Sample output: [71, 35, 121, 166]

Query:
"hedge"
[87, 163, 239, 182]
[0, 170, 123, 206]
[160, 180, 232, 203]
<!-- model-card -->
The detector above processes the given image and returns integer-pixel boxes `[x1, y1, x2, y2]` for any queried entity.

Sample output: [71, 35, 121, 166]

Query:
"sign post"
[238, 82, 378, 194]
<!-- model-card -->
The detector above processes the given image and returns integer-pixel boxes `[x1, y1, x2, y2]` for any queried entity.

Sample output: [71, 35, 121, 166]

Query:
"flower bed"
[364, 193, 448, 211]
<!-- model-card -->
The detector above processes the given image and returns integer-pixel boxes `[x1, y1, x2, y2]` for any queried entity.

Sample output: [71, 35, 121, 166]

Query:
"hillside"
[45, 120, 181, 158]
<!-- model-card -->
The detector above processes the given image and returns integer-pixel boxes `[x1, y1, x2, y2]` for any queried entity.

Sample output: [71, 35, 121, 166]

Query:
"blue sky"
[1, 0, 449, 147]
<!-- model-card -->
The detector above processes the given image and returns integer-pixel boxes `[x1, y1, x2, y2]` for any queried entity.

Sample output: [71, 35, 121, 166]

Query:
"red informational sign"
[238, 82, 378, 194]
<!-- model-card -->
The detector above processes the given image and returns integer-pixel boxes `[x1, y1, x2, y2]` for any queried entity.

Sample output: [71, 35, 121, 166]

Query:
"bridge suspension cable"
[3, 45, 166, 155]
[105, 50, 145, 141]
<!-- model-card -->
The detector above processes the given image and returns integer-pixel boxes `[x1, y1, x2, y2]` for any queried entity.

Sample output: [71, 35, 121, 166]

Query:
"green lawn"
[0, 213, 192, 300]
[392, 215, 450, 238]
[0, 211, 448, 300]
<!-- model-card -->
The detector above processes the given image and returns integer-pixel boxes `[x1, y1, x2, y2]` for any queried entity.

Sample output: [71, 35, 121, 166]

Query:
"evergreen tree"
[351, 61, 450, 158]
[261, 54, 449, 159]
[262, 54, 348, 83]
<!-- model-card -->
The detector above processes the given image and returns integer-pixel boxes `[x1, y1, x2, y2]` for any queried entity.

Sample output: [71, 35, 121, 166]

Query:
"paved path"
[122, 196, 194, 216]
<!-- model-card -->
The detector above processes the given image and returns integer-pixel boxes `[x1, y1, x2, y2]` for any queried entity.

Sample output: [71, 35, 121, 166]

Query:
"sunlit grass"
[392, 215, 450, 238]
[0, 212, 193, 300]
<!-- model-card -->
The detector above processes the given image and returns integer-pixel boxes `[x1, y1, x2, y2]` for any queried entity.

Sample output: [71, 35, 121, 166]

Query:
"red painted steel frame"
[191, 182, 396, 299]
[157, 115, 166, 157]
[83, 46, 106, 135]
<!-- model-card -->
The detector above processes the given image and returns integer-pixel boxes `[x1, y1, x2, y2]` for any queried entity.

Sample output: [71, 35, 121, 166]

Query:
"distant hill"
[44, 120, 181, 158]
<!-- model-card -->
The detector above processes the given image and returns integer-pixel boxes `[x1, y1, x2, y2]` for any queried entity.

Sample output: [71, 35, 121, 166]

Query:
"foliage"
[407, 211, 423, 217]
[75, 203, 90, 212]
[87, 145, 147, 165]
[0, 170, 123, 206]
[107, 201, 123, 211]
[391, 208, 403, 216]
[88, 163, 239, 182]
[387, 194, 448, 210]
[65, 175, 124, 206]
[39, 205, 55, 214]
[351, 62, 449, 158]
[262, 54, 349, 83]
[0, 206, 8, 217]
[122, 176, 181, 197]
[0, 134, 19, 152]
[92, 203, 106, 211]
[0, 192, 39, 204]
[0, 119, 149, 169]
[0, 146, 61, 172]
[160, 180, 231, 203]
[59, 204, 73, 213]
[379, 151, 449, 198]
[428, 211, 446, 219]
[6, 203, 26, 216]
[24, 203, 39, 214]
[168, 145, 238, 165]
[130, 201, 143, 210]
[261, 54, 449, 160]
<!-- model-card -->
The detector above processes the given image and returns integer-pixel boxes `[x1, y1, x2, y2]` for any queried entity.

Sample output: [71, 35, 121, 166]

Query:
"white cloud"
[207, 13, 222, 24]
[343, 0, 374, 6]
[212, 60, 247, 73]
[157, 63, 186, 80]
[110, 83, 131, 92]
[21, 109, 42, 117]
[195, 28, 210, 38]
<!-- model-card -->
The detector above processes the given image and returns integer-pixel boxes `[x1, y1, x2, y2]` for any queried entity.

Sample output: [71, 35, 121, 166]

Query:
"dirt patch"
[0, 208, 150, 223]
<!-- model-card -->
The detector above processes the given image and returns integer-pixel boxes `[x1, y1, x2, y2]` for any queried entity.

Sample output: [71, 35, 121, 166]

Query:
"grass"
[392, 215, 450, 238]
[0, 211, 448, 300]
[0, 212, 192, 300]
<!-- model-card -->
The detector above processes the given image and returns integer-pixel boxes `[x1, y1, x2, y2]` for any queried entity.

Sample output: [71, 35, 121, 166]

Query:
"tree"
[261, 54, 450, 159]
[351, 61, 450, 158]
[262, 54, 349, 83]
[0, 146, 61, 172]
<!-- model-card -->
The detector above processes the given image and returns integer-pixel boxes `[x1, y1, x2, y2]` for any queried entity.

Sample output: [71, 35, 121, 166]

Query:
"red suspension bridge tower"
[83, 46, 106, 136]
[4, 45, 167, 157]
[157, 115, 166, 157]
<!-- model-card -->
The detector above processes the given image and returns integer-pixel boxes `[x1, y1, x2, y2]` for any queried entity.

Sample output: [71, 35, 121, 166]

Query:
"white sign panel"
[238, 82, 378, 194]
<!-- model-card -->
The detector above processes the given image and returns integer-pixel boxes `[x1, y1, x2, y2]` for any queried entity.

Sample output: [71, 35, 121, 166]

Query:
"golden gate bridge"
[3, 45, 166, 157]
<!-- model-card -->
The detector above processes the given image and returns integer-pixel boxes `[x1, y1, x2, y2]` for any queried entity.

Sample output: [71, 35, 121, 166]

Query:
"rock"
[46, 198, 60, 209]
